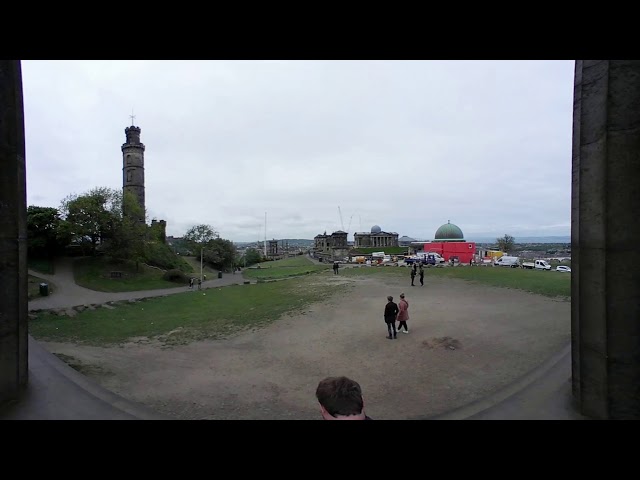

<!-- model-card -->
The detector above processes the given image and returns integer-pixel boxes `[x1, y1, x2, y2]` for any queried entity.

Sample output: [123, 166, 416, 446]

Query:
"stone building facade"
[353, 225, 399, 249]
[313, 230, 349, 261]
[150, 219, 167, 243]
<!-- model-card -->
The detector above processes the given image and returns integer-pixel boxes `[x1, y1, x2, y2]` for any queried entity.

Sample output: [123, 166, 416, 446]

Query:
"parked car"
[556, 265, 572, 272]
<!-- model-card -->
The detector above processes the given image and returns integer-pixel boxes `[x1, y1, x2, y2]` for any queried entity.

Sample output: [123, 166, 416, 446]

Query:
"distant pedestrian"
[203, 274, 207, 281]
[419, 264, 424, 286]
[410, 267, 416, 286]
[333, 262, 339, 275]
[189, 278, 194, 289]
[384, 295, 399, 339]
[198, 278, 202, 290]
[397, 293, 409, 334]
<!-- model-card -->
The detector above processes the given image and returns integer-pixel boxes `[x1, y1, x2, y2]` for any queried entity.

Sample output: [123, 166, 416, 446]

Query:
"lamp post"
[200, 247, 203, 283]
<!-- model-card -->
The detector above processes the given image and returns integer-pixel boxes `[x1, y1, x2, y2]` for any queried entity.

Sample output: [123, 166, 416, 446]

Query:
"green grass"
[259, 257, 319, 268]
[342, 265, 571, 298]
[28, 275, 56, 300]
[73, 257, 183, 292]
[181, 256, 219, 275]
[28, 257, 55, 274]
[29, 278, 344, 346]
[145, 241, 194, 273]
[243, 256, 330, 280]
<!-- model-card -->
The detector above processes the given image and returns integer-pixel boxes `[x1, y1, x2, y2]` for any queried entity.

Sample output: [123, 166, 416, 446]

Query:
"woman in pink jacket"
[397, 293, 409, 334]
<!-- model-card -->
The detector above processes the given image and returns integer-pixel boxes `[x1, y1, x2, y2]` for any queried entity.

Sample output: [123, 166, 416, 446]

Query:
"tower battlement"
[125, 125, 142, 145]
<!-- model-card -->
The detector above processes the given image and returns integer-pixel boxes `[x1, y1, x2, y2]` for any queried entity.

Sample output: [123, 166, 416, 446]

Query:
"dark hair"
[316, 376, 364, 416]
[387, 295, 393, 301]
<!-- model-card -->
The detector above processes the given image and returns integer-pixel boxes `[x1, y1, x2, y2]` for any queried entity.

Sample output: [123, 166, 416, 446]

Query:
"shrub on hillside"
[162, 269, 189, 284]
[146, 241, 193, 273]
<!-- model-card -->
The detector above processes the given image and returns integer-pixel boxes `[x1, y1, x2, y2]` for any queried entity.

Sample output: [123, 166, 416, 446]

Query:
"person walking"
[419, 264, 424, 286]
[198, 278, 202, 290]
[397, 293, 409, 333]
[384, 295, 399, 339]
[410, 266, 416, 286]
[189, 277, 194, 289]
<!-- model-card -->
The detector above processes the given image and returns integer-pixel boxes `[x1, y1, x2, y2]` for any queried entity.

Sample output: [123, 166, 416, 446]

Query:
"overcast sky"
[22, 60, 575, 242]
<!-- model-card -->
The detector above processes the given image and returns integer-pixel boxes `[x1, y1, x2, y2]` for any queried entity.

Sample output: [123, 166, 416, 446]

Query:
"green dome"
[434, 221, 464, 241]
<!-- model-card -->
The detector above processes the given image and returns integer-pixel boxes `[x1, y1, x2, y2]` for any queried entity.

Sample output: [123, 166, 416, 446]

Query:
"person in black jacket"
[384, 295, 399, 339]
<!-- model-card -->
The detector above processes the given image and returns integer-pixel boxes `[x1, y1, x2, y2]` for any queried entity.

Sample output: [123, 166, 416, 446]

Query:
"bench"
[110, 271, 123, 279]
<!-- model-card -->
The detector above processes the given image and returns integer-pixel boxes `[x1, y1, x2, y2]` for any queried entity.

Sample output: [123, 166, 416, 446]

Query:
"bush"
[162, 269, 189, 284]
[146, 241, 193, 273]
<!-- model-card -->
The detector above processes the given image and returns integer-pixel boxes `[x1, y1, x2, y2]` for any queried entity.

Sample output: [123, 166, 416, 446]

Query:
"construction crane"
[338, 206, 344, 231]
[346, 214, 353, 234]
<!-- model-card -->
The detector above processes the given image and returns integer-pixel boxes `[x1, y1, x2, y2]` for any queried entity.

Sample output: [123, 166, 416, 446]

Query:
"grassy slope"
[243, 256, 330, 280]
[73, 257, 182, 292]
[29, 278, 343, 346]
[28, 257, 55, 274]
[342, 265, 570, 298]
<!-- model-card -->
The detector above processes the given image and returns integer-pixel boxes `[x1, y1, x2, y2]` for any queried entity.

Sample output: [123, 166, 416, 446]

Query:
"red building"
[420, 221, 476, 264]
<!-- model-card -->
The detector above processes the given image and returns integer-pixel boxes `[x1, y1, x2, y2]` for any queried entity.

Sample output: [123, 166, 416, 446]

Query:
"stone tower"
[121, 125, 145, 223]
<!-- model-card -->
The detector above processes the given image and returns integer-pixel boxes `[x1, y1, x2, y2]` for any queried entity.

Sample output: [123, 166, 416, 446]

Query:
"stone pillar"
[0, 60, 28, 404]
[572, 60, 640, 419]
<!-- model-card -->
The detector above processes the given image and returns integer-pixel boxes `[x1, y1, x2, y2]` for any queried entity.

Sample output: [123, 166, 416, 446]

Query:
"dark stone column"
[572, 60, 640, 419]
[0, 60, 28, 404]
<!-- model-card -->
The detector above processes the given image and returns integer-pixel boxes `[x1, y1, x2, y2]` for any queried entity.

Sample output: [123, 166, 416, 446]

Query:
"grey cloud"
[22, 60, 574, 242]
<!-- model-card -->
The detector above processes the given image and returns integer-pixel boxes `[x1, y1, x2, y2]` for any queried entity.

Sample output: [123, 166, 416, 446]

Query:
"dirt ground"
[41, 273, 570, 420]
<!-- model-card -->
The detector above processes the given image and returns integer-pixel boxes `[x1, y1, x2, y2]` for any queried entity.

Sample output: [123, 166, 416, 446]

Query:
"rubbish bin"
[218, 271, 223, 279]
[39, 283, 49, 296]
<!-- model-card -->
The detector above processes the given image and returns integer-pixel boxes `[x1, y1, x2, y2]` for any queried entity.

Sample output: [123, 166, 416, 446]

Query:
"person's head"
[400, 293, 405, 300]
[316, 376, 365, 420]
[387, 295, 393, 302]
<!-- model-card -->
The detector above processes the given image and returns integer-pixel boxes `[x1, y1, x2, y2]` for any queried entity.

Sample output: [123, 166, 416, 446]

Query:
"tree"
[244, 248, 262, 267]
[60, 187, 121, 254]
[496, 234, 515, 253]
[184, 224, 219, 246]
[26, 206, 68, 258]
[202, 237, 236, 272]
[103, 190, 147, 268]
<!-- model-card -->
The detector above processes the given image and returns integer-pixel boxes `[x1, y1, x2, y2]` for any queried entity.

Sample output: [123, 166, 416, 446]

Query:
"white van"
[494, 256, 520, 268]
[522, 259, 552, 271]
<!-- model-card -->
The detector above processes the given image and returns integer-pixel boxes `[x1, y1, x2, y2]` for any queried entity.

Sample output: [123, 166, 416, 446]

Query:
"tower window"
[126, 154, 132, 165]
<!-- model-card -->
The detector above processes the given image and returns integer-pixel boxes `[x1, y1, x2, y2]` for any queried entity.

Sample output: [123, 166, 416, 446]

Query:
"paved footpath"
[28, 257, 255, 311]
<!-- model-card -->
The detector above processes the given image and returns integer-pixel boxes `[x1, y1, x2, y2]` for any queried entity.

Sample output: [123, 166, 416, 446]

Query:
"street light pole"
[200, 247, 203, 283]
